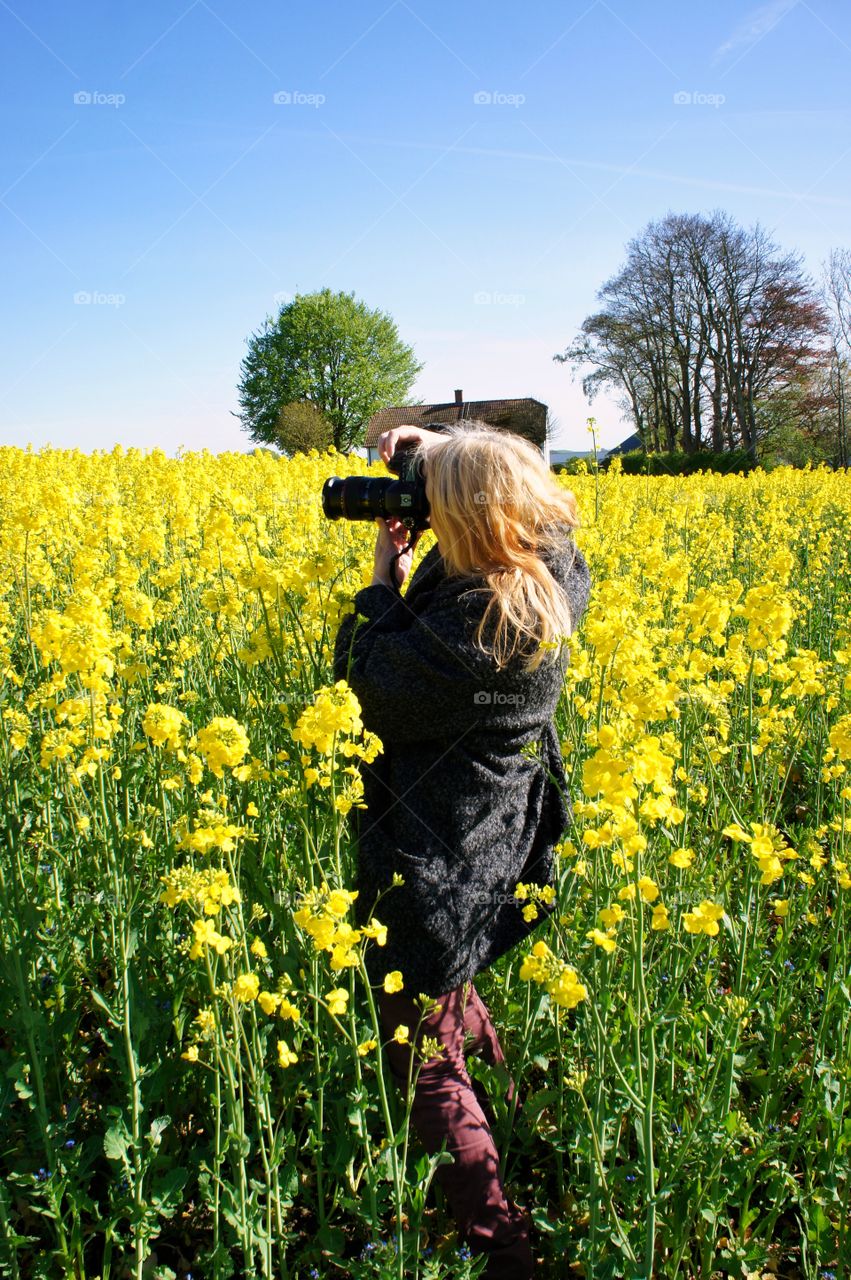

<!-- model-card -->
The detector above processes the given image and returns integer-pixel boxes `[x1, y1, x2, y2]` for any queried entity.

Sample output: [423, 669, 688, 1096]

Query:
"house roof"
[364, 398, 548, 447]
[605, 431, 644, 456]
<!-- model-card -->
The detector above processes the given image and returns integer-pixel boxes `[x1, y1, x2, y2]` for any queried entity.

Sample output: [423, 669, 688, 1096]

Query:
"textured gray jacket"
[332, 529, 592, 998]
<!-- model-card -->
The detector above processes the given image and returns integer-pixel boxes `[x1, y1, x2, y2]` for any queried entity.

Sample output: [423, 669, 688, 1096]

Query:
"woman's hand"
[371, 516, 422, 590]
[378, 424, 444, 467]
[372, 426, 441, 587]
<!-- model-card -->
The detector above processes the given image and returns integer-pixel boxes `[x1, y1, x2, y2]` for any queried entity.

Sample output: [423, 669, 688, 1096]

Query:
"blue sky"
[2, 0, 850, 456]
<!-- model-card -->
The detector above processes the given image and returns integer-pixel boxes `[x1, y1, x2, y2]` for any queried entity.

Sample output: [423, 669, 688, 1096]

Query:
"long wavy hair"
[408, 420, 583, 674]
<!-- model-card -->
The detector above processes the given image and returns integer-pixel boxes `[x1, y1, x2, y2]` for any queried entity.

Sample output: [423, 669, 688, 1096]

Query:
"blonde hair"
[409, 420, 582, 674]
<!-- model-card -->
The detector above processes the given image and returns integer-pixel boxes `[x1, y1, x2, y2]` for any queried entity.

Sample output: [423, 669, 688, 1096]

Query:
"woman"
[332, 421, 591, 1279]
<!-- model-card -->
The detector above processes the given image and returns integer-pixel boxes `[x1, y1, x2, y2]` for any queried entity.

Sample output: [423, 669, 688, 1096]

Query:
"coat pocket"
[390, 846, 464, 956]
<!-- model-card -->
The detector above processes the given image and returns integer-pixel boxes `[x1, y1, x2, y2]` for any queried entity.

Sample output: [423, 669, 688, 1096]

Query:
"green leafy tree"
[274, 401, 334, 456]
[236, 288, 424, 452]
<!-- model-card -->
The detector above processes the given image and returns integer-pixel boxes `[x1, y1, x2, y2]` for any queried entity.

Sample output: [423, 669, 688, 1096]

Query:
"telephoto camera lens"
[321, 441, 431, 530]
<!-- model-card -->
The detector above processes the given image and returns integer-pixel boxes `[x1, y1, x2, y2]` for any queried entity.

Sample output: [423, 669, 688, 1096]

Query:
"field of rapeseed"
[0, 444, 849, 1280]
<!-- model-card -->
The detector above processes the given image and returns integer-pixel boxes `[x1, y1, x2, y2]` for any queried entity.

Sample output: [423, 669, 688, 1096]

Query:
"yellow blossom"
[233, 972, 260, 1002]
[326, 988, 349, 1016]
[682, 900, 725, 936]
[277, 1039, 298, 1068]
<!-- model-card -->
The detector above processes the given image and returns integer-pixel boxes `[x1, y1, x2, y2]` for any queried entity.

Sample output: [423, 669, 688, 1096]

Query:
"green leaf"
[347, 1106, 365, 1137]
[148, 1115, 171, 1149]
[723, 1110, 741, 1135]
[316, 1222, 345, 1255]
[151, 1167, 188, 1218]
[531, 1207, 557, 1234]
[89, 986, 120, 1027]
[104, 1117, 132, 1167]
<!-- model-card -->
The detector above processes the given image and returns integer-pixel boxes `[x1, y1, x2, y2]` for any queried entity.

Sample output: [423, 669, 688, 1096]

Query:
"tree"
[821, 248, 851, 467]
[556, 211, 831, 461]
[235, 288, 424, 453]
[274, 401, 334, 456]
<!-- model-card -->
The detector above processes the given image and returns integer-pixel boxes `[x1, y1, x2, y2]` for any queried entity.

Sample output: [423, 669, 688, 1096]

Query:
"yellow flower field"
[0, 444, 848, 1279]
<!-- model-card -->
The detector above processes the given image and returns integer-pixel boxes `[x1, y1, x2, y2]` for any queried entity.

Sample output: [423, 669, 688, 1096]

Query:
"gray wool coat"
[332, 528, 592, 999]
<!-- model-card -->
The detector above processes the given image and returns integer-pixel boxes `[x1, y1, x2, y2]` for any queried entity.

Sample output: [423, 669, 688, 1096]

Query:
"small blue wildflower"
[671, 1122, 682, 1134]
[626, 1174, 637, 1181]
[64, 1139, 75, 1148]
[36, 1168, 50, 1181]
[458, 1244, 472, 1260]
[821, 1272, 836, 1280]
[423, 1246, 433, 1256]
[784, 960, 794, 970]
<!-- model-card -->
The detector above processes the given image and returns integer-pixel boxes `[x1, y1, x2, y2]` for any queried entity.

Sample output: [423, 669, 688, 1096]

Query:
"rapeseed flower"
[195, 716, 250, 778]
[233, 972, 260, 1002]
[326, 988, 349, 1016]
[682, 901, 725, 936]
[277, 1039, 298, 1068]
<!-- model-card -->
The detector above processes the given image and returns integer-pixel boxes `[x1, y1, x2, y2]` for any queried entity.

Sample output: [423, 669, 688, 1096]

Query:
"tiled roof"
[364, 398, 547, 446]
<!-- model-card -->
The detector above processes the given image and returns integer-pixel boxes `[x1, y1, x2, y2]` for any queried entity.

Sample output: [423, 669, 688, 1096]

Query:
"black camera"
[321, 426, 449, 534]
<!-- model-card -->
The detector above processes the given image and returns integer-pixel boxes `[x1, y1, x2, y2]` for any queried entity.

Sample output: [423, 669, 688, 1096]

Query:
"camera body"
[321, 425, 449, 533]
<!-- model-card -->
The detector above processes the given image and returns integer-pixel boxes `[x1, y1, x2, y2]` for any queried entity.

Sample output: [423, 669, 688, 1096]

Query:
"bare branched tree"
[556, 211, 832, 462]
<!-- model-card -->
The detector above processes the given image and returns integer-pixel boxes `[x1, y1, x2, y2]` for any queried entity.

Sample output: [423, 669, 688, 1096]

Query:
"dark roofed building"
[363, 389, 548, 465]
[604, 431, 643, 457]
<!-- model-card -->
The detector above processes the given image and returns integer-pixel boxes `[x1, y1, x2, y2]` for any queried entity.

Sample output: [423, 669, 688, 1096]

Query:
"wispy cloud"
[713, 0, 798, 64]
[274, 126, 851, 208]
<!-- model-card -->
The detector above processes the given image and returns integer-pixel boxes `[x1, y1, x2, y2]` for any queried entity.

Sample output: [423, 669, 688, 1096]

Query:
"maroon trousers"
[376, 980, 534, 1279]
